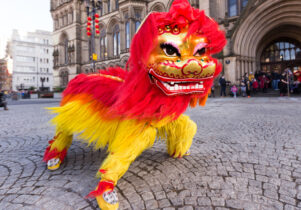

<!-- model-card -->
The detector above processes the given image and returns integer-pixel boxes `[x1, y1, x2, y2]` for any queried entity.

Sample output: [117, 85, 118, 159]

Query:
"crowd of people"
[211, 67, 301, 98]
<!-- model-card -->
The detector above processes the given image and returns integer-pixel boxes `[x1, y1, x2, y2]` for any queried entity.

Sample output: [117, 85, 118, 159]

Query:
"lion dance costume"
[43, 0, 226, 209]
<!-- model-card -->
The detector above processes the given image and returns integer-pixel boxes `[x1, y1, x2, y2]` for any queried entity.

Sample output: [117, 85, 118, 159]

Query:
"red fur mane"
[63, 0, 226, 122]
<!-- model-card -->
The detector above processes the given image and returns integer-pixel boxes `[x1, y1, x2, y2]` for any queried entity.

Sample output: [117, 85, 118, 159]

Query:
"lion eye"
[194, 47, 206, 56]
[160, 43, 180, 57]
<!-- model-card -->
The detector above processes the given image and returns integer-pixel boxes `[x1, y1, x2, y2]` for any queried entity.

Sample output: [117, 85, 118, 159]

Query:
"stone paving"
[1, 97, 301, 210]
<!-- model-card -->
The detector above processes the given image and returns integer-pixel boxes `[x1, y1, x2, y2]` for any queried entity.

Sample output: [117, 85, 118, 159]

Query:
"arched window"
[64, 38, 68, 64]
[125, 17, 130, 49]
[100, 29, 107, 59]
[260, 38, 301, 74]
[54, 15, 59, 29]
[113, 24, 120, 56]
[134, 10, 141, 32]
[69, 9, 73, 24]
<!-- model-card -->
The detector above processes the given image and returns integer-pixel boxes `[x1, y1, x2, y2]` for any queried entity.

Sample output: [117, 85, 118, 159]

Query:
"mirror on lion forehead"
[147, 25, 216, 96]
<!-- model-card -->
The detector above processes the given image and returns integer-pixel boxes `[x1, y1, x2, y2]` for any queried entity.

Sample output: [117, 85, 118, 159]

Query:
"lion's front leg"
[88, 126, 157, 210]
[43, 130, 73, 170]
[158, 115, 197, 158]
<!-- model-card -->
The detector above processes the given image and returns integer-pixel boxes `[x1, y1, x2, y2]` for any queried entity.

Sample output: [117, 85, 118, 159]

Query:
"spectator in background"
[0, 90, 8, 111]
[246, 80, 252, 98]
[259, 74, 269, 92]
[231, 85, 238, 98]
[219, 75, 227, 97]
[279, 72, 288, 96]
[249, 72, 255, 82]
[241, 82, 247, 97]
[284, 67, 294, 93]
[271, 71, 280, 90]
[252, 79, 259, 94]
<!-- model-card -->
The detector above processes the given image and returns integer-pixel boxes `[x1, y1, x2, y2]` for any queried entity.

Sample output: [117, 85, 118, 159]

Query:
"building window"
[113, 24, 120, 56]
[100, 29, 107, 59]
[228, 0, 238, 17]
[108, 0, 111, 13]
[242, 0, 248, 8]
[134, 10, 141, 32]
[135, 21, 141, 32]
[69, 10, 73, 24]
[260, 38, 301, 74]
[125, 20, 130, 49]
[115, 0, 119, 10]
[64, 39, 68, 64]
[60, 70, 69, 87]
[228, 0, 248, 17]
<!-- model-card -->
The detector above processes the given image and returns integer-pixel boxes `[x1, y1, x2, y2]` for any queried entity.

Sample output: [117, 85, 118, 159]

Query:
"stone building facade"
[50, 0, 301, 87]
[50, 0, 199, 88]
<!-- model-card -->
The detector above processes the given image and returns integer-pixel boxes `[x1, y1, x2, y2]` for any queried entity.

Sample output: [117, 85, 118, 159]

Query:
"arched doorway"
[260, 38, 301, 74]
[231, 0, 301, 83]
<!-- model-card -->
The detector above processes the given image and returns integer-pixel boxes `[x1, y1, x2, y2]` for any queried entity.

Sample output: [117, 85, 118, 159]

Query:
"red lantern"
[95, 25, 100, 29]
[96, 30, 100, 34]
[87, 32, 92, 36]
[87, 16, 92, 21]
[86, 26, 91, 31]
[95, 13, 100, 18]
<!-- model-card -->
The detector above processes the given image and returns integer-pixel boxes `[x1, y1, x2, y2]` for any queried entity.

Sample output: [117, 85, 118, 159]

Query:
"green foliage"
[53, 87, 65, 93]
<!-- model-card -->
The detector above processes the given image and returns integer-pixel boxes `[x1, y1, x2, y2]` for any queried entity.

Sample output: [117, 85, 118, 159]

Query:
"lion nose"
[182, 60, 203, 76]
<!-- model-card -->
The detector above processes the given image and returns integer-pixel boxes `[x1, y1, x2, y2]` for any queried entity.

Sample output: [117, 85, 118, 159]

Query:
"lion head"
[115, 0, 226, 120]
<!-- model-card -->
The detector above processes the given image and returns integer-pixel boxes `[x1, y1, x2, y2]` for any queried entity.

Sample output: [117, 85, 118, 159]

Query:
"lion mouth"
[149, 68, 206, 96]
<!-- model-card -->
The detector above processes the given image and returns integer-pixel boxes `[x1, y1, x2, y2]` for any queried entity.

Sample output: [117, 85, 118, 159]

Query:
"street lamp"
[82, 0, 102, 73]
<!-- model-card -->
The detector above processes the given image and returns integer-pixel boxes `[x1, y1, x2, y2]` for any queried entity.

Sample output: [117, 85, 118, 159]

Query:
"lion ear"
[135, 12, 154, 34]
[128, 13, 158, 66]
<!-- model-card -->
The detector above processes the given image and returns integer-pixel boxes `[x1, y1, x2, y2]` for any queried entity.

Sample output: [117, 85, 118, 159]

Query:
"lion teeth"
[161, 81, 204, 91]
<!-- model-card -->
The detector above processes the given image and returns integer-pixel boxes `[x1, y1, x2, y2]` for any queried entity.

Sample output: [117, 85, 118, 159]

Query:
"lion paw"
[96, 189, 119, 210]
[47, 158, 61, 171]
[170, 149, 190, 158]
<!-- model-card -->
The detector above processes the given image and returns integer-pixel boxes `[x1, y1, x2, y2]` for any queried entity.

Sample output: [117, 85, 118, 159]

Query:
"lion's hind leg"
[43, 130, 73, 170]
[158, 115, 197, 158]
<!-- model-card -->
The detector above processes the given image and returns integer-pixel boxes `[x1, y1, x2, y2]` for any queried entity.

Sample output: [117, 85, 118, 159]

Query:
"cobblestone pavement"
[1, 97, 301, 210]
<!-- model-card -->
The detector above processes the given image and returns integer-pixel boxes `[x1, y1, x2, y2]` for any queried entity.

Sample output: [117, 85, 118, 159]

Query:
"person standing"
[0, 90, 8, 110]
[246, 80, 252, 98]
[252, 79, 259, 94]
[219, 75, 227, 97]
[279, 72, 288, 96]
[241, 82, 247, 97]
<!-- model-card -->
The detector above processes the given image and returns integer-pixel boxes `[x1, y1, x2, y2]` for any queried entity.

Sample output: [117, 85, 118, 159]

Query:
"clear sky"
[0, 0, 53, 58]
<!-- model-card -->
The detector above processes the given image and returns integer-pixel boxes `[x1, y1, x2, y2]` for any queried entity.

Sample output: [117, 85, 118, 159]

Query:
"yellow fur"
[47, 100, 197, 209]
[158, 115, 197, 157]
